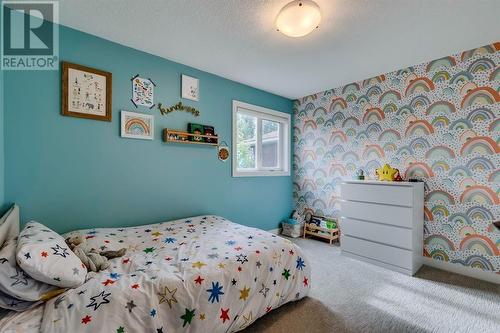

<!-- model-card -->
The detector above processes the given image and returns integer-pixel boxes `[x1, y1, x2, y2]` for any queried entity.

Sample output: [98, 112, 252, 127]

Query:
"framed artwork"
[61, 62, 112, 121]
[181, 74, 199, 101]
[120, 111, 154, 140]
[131, 75, 155, 108]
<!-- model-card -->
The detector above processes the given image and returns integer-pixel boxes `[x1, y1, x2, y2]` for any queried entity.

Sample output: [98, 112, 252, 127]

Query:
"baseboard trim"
[267, 228, 281, 235]
[422, 257, 500, 285]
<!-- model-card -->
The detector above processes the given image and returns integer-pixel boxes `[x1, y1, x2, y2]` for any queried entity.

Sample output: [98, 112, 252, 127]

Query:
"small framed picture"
[181, 74, 199, 101]
[131, 76, 155, 108]
[121, 111, 154, 140]
[62, 62, 112, 121]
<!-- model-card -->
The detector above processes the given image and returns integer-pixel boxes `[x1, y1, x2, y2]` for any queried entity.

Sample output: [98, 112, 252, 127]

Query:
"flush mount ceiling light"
[276, 0, 321, 38]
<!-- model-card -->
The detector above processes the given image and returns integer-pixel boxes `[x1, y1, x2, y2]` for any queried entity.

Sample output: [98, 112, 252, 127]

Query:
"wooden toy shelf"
[162, 129, 218, 146]
[303, 215, 340, 245]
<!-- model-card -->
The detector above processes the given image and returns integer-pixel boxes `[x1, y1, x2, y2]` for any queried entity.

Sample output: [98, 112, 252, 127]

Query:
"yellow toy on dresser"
[375, 164, 403, 181]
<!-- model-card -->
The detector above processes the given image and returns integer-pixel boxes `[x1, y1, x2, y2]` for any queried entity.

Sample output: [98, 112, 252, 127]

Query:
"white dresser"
[340, 180, 424, 275]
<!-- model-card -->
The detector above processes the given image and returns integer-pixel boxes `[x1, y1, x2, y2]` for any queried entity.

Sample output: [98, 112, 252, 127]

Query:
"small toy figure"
[65, 234, 126, 272]
[393, 169, 404, 181]
[291, 210, 305, 225]
[356, 169, 365, 180]
[375, 164, 398, 181]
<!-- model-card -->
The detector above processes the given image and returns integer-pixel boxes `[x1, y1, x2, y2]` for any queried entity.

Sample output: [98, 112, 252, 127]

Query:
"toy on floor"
[65, 234, 127, 272]
[291, 210, 305, 224]
[281, 210, 306, 238]
[376, 164, 398, 181]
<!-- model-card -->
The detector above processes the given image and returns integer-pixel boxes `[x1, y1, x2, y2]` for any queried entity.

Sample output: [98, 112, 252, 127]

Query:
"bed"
[0, 215, 310, 332]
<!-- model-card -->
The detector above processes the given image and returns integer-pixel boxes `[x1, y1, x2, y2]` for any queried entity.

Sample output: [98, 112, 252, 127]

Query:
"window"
[232, 100, 290, 177]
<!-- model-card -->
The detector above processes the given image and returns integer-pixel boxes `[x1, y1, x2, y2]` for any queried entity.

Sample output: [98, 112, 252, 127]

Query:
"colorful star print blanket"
[39, 216, 310, 333]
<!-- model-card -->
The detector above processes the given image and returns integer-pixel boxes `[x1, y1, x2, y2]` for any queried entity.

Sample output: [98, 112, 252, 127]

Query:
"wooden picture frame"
[61, 61, 112, 121]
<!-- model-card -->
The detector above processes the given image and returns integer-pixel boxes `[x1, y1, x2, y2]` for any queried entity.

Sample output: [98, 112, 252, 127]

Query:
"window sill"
[232, 170, 290, 177]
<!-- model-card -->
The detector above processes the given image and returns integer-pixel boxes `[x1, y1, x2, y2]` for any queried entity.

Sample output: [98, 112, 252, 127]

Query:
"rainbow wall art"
[293, 42, 500, 274]
[120, 111, 154, 140]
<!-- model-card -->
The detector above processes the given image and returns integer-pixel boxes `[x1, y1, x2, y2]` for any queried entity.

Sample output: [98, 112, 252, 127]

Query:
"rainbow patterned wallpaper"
[293, 42, 500, 273]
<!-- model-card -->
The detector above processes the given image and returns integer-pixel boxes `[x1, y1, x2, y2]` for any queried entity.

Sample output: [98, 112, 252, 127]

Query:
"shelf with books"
[162, 129, 219, 146]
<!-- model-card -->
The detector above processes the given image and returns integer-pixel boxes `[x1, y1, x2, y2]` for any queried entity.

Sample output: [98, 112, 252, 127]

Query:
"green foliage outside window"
[237, 114, 256, 169]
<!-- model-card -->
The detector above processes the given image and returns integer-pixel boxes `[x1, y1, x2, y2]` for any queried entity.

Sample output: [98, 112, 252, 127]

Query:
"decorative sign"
[218, 141, 230, 161]
[120, 110, 154, 140]
[131, 75, 156, 108]
[62, 62, 112, 121]
[158, 102, 200, 117]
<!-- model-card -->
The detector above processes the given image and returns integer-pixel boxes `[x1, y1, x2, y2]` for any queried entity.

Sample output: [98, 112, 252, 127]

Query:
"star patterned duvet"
[40, 216, 310, 333]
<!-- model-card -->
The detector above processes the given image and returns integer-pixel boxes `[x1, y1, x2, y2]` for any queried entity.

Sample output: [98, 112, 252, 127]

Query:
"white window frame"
[232, 100, 291, 177]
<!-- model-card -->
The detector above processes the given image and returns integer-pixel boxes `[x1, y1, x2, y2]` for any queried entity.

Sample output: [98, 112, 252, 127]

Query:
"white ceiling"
[59, 0, 500, 99]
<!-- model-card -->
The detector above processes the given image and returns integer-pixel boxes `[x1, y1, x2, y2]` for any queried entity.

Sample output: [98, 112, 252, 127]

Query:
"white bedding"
[1, 215, 310, 332]
[0, 305, 43, 333]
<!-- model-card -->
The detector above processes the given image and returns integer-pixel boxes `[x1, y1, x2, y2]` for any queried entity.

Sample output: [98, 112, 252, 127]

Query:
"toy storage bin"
[282, 219, 303, 238]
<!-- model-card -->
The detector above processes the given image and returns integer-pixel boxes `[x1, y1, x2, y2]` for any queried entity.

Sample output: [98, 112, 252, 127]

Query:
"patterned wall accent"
[293, 42, 500, 273]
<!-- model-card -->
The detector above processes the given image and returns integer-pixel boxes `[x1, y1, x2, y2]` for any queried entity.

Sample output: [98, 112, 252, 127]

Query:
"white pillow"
[0, 238, 57, 301]
[0, 289, 40, 312]
[17, 222, 87, 288]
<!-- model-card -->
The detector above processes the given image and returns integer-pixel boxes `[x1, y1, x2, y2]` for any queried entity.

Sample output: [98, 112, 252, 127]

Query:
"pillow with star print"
[16, 221, 87, 288]
[0, 288, 41, 312]
[0, 237, 57, 304]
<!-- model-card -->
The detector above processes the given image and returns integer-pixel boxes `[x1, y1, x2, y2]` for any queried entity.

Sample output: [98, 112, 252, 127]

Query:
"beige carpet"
[243, 237, 500, 333]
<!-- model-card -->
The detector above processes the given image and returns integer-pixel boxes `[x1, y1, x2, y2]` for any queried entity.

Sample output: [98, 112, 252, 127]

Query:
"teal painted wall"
[0, 68, 4, 214]
[4, 25, 293, 233]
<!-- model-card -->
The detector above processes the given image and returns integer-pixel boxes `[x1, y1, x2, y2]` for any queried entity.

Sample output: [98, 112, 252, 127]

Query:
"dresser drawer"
[341, 235, 413, 269]
[340, 217, 413, 250]
[341, 200, 412, 228]
[341, 183, 413, 207]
